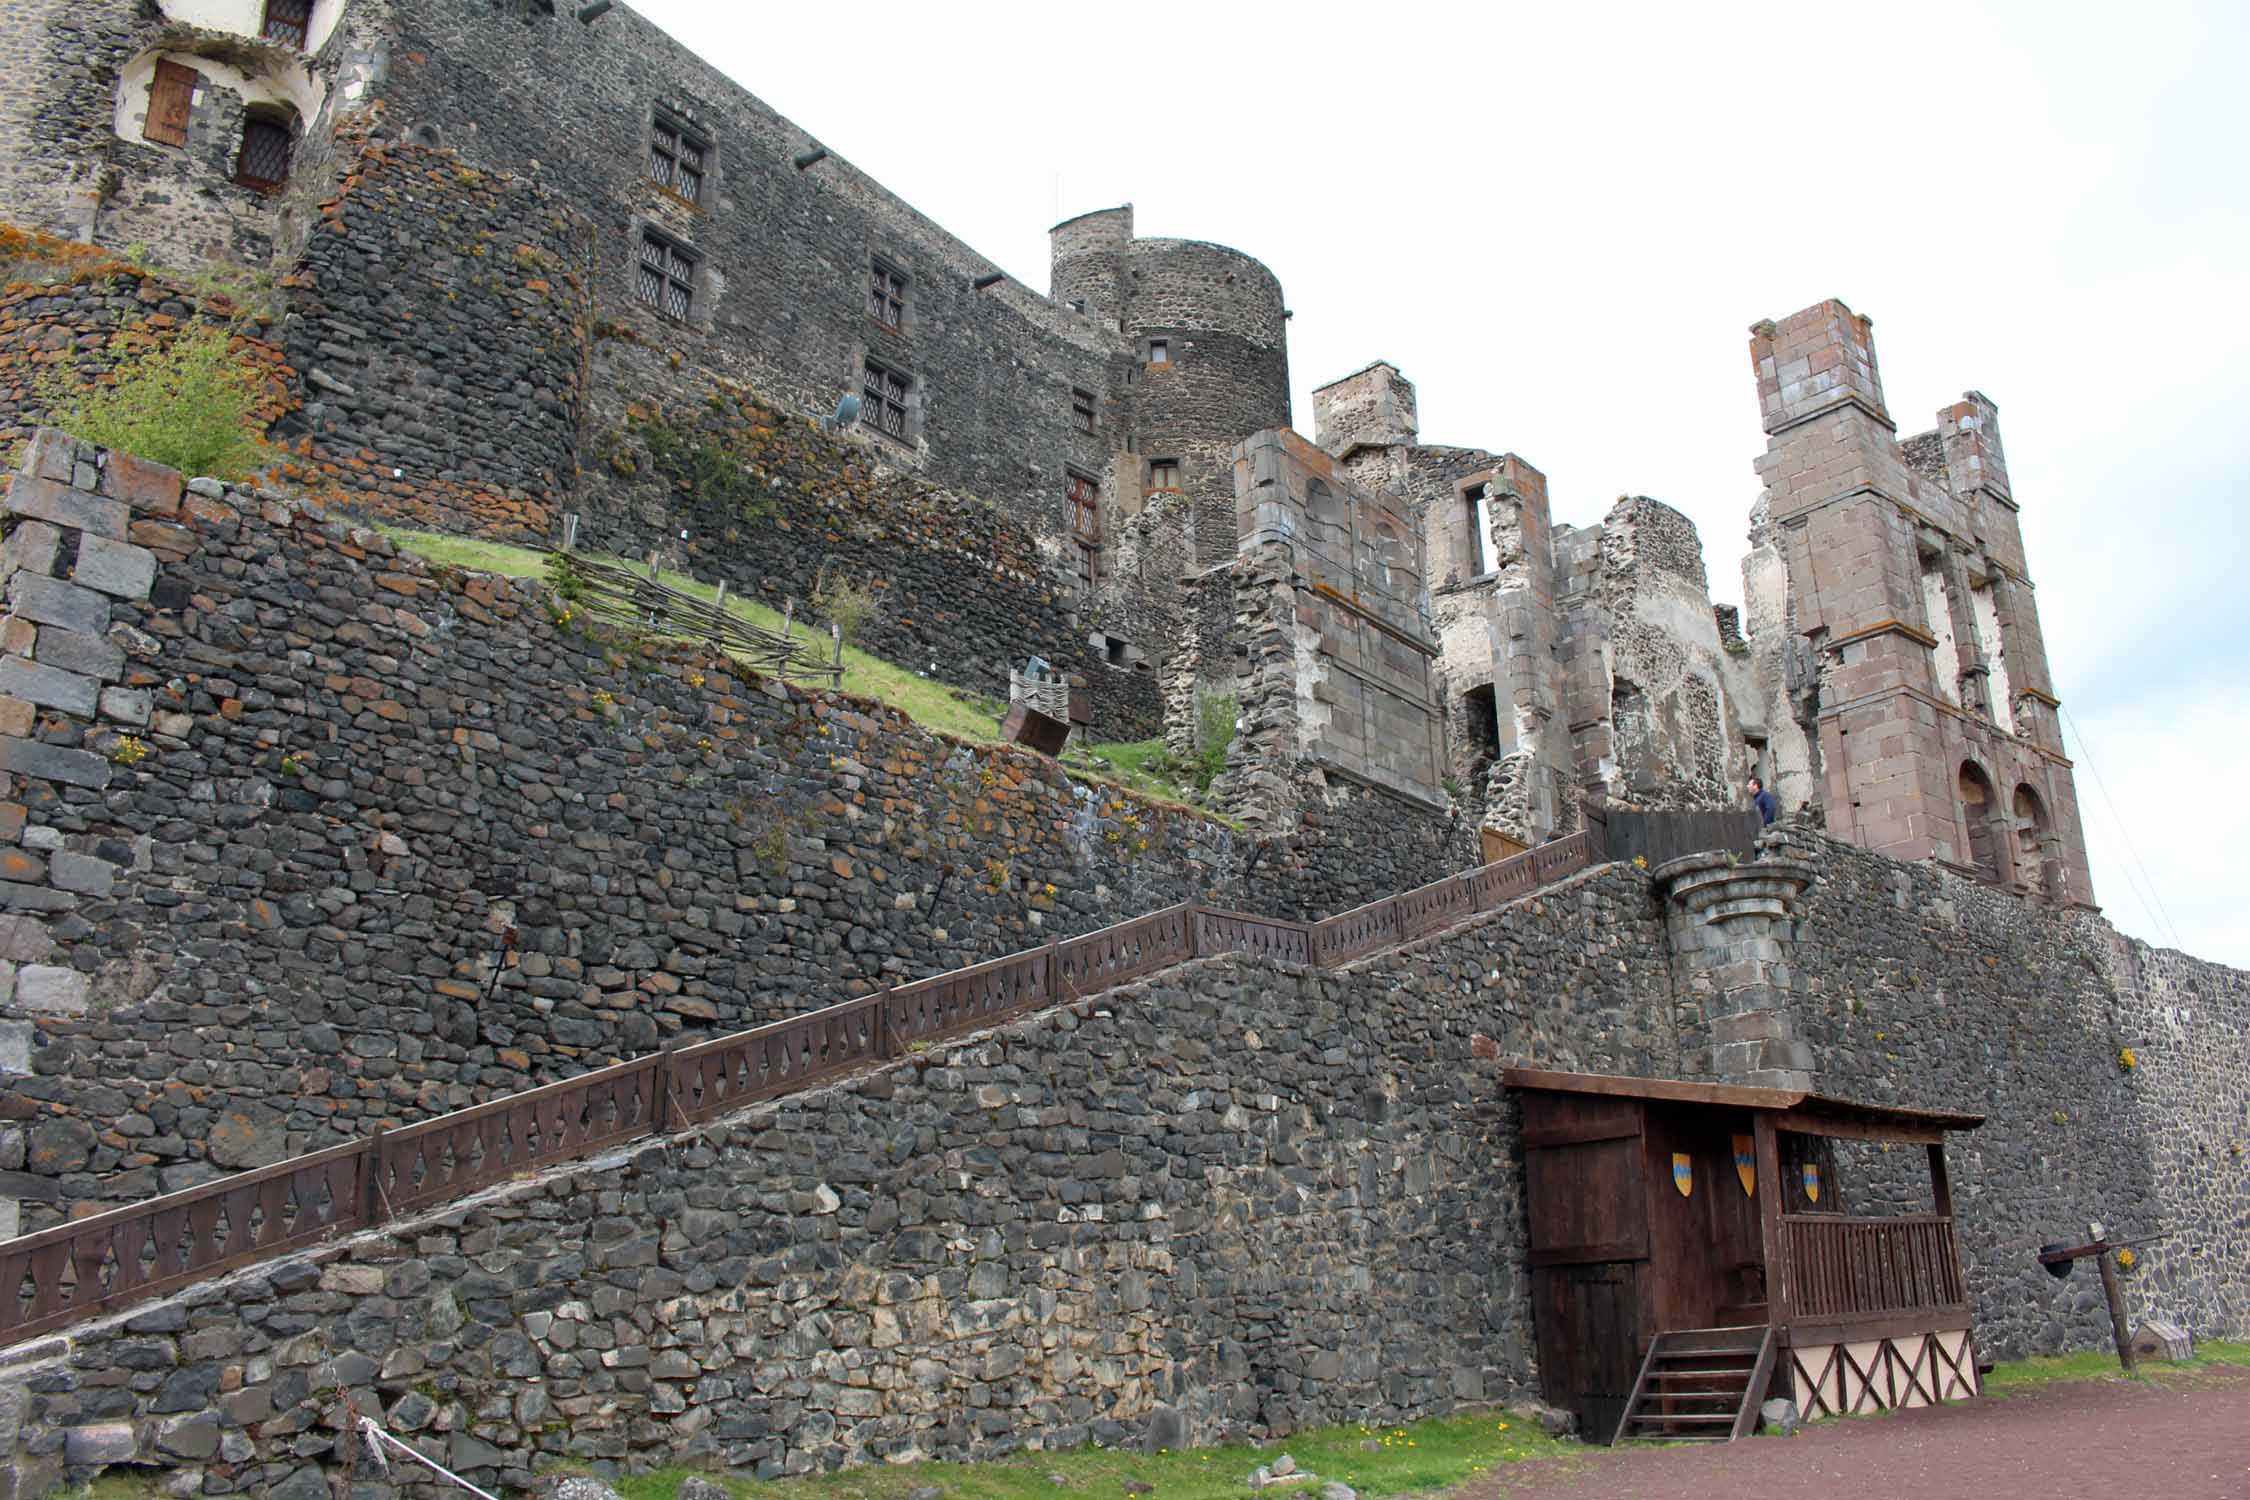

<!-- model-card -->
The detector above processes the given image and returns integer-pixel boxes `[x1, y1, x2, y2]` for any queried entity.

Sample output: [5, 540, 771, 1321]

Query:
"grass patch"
[596, 1409, 1577, 1500]
[378, 526, 1011, 742]
[1982, 1338, 2250, 1396]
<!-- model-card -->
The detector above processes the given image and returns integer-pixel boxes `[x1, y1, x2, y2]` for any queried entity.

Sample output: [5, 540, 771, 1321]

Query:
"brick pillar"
[1658, 850, 1819, 1090]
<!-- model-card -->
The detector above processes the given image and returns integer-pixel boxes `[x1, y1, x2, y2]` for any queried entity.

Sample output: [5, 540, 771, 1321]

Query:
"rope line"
[2061, 704, 2185, 950]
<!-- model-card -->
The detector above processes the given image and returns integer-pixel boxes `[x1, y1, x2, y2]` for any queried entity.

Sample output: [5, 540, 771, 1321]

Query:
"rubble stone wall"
[0, 435, 1236, 1234]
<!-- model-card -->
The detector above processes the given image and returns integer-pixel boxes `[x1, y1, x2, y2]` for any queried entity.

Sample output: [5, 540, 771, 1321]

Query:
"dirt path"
[1462, 1367, 2250, 1500]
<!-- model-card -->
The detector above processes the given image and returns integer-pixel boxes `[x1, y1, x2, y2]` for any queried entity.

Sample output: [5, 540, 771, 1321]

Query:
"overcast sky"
[633, 0, 2247, 967]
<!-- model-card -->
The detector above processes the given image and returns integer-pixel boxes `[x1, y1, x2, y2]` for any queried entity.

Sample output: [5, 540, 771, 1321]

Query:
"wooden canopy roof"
[1501, 1067, 1985, 1145]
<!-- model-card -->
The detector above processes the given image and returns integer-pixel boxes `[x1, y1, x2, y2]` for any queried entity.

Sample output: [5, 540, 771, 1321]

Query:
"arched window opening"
[2013, 783, 2049, 897]
[1958, 763, 2001, 884]
[235, 107, 295, 191]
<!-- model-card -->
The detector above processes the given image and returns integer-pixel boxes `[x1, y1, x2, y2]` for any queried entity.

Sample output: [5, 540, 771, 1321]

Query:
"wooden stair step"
[1650, 1367, 1755, 1380]
[1627, 1412, 1738, 1424]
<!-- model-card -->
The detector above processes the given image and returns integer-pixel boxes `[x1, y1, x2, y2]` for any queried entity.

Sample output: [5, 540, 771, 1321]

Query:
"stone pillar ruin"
[1657, 849, 1819, 1091]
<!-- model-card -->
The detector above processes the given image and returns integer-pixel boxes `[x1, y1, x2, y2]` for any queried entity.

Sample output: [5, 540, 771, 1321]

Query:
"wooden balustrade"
[1, 827, 1611, 1345]
[1781, 1213, 1966, 1323]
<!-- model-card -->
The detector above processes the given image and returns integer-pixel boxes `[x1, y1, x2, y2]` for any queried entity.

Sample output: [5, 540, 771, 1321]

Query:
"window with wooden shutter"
[260, 0, 312, 48]
[235, 117, 294, 191]
[144, 60, 198, 149]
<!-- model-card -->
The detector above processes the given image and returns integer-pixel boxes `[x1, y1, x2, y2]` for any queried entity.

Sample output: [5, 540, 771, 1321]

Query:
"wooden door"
[1533, 1260, 1644, 1442]
[1522, 1093, 1649, 1442]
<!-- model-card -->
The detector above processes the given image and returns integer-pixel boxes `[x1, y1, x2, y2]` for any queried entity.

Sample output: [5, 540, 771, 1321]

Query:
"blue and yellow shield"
[1672, 1153, 1694, 1197]
[1802, 1162, 1821, 1204]
[1733, 1135, 1756, 1197]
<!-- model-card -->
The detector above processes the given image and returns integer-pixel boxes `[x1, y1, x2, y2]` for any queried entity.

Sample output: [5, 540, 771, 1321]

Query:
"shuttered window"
[261, 0, 312, 47]
[235, 118, 293, 191]
[144, 60, 198, 148]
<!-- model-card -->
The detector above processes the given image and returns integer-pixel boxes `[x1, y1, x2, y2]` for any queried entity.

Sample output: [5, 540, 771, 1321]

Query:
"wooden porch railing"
[0, 829, 1605, 1347]
[1781, 1213, 1967, 1324]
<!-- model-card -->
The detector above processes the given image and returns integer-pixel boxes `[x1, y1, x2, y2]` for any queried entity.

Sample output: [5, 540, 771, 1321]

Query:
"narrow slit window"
[1148, 459, 1180, 492]
[1067, 472, 1100, 538]
[144, 59, 198, 148]
[1077, 542, 1101, 594]
[260, 0, 312, 47]
[650, 114, 707, 203]
[637, 232, 697, 321]
[868, 259, 907, 330]
[1071, 388, 1096, 433]
[1464, 481, 1492, 576]
[234, 116, 294, 191]
[861, 359, 910, 440]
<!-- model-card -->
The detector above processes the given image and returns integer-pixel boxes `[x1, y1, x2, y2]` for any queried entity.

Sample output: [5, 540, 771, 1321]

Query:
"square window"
[1071, 388, 1096, 434]
[1147, 459, 1180, 493]
[861, 358, 911, 441]
[235, 116, 294, 191]
[1147, 338, 1169, 364]
[650, 112, 709, 203]
[260, 0, 311, 48]
[637, 231, 698, 321]
[869, 259, 908, 330]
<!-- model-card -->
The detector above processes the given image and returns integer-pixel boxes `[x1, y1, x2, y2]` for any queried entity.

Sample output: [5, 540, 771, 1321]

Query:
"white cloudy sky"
[633, 0, 2248, 967]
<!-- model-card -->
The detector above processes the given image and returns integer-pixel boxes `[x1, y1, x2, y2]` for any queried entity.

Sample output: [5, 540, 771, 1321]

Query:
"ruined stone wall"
[0, 435, 1233, 1234]
[0, 861, 1671, 1499]
[1554, 498, 1761, 814]
[1744, 301, 2093, 902]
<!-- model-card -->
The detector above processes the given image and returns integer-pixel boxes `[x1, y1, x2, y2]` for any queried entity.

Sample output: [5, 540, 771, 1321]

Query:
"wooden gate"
[1523, 1094, 1650, 1440]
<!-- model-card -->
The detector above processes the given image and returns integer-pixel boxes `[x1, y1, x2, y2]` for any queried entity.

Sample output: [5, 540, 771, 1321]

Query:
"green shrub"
[812, 569, 884, 645]
[41, 325, 268, 481]
[1194, 690, 1238, 792]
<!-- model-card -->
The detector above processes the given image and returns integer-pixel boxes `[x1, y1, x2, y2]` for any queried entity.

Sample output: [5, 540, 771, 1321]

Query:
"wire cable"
[2061, 703, 2185, 950]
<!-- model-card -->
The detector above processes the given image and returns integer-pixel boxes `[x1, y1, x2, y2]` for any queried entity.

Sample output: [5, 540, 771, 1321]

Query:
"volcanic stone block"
[0, 735, 111, 789]
[2, 475, 128, 540]
[7, 573, 110, 636]
[71, 535, 159, 601]
[37, 627, 126, 682]
[0, 657, 98, 718]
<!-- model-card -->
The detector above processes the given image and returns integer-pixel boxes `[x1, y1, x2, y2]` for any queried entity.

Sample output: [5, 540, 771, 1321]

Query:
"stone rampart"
[0, 434, 1239, 1233]
[0, 861, 1668, 1498]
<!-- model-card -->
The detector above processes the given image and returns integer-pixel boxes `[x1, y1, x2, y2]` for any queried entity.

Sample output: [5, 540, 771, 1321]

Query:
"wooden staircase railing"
[0, 829, 1605, 1347]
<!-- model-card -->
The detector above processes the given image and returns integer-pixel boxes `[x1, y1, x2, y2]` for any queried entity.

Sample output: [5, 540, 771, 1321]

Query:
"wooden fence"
[557, 552, 844, 686]
[1594, 805, 1763, 870]
[0, 829, 1602, 1348]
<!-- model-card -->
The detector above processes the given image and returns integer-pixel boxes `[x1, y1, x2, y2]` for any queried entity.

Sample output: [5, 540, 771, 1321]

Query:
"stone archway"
[2013, 783, 2050, 899]
[1958, 762, 2002, 884]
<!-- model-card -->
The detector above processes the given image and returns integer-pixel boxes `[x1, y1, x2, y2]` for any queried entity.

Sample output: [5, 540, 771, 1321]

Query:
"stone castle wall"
[0, 862, 1673, 1499]
[4, 824, 2243, 1496]
[0, 434, 1241, 1235]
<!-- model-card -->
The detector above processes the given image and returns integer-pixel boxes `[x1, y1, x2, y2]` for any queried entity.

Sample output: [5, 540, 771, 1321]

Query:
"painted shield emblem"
[1672, 1153, 1694, 1197]
[1802, 1162, 1821, 1204]
[1733, 1135, 1757, 1197]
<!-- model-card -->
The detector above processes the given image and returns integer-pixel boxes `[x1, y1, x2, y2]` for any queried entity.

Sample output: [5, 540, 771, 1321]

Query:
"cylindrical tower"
[1048, 204, 1134, 330]
[1119, 236, 1290, 568]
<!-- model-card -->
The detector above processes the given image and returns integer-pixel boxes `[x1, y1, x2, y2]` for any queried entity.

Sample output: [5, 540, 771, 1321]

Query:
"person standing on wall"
[1750, 776, 1778, 826]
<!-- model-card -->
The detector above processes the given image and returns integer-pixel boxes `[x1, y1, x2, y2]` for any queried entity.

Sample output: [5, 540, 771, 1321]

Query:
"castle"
[0, 0, 2093, 905]
[0, 4, 2233, 1498]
